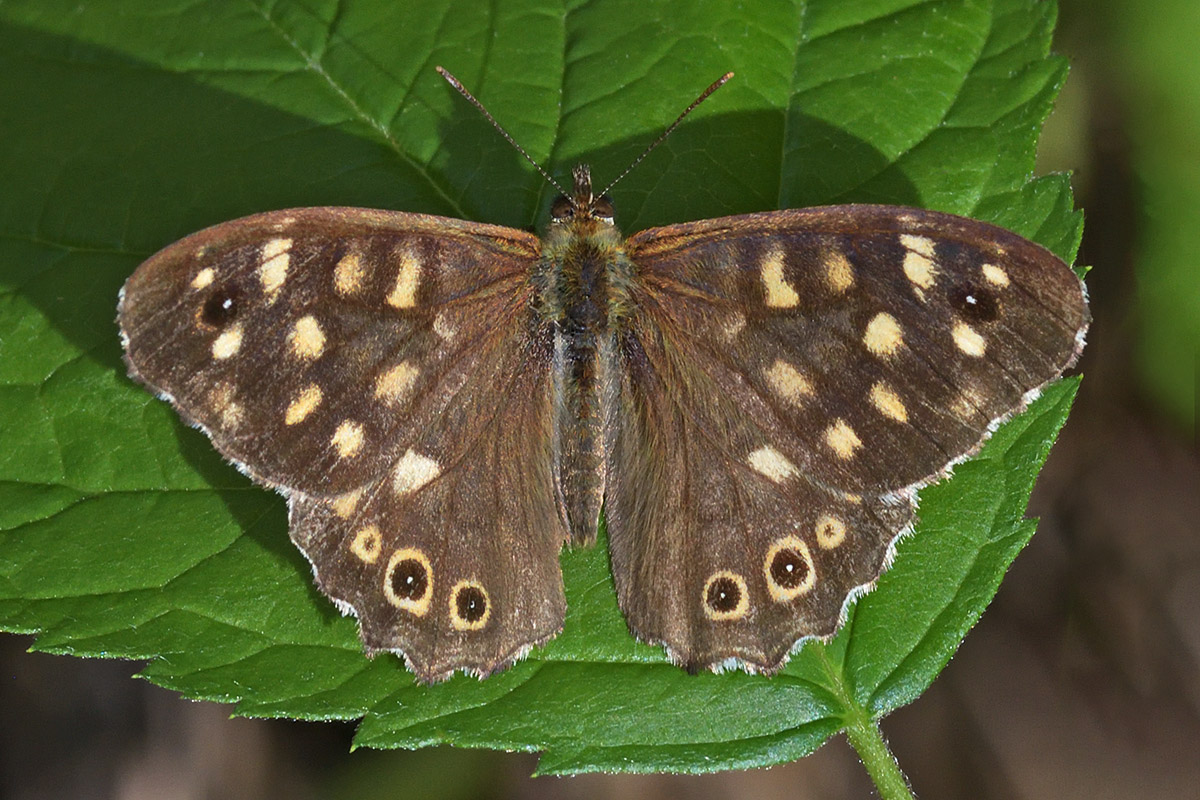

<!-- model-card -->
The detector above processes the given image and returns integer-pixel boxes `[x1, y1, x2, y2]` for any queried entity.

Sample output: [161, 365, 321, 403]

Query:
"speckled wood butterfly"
[118, 71, 1088, 683]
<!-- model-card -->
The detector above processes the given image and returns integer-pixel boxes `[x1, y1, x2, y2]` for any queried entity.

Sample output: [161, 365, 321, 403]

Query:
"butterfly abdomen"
[539, 218, 631, 545]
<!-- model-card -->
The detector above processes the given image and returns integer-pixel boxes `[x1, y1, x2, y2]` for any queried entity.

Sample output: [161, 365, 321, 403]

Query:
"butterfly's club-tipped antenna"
[436, 67, 568, 197]
[438, 67, 734, 204]
[599, 71, 734, 197]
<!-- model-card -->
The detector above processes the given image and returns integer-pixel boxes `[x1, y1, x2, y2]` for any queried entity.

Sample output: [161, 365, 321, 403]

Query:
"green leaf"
[0, 0, 1080, 776]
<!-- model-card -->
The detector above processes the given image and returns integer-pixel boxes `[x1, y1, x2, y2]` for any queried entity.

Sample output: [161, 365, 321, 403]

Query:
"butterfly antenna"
[599, 71, 734, 197]
[436, 66, 568, 197]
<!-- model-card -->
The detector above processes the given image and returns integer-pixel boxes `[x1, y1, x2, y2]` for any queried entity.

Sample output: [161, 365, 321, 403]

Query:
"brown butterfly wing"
[606, 205, 1087, 671]
[119, 208, 567, 681]
[607, 316, 914, 670]
[287, 326, 564, 681]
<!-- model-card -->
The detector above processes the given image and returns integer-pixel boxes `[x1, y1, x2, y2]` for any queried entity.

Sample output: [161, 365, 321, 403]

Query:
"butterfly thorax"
[535, 165, 632, 545]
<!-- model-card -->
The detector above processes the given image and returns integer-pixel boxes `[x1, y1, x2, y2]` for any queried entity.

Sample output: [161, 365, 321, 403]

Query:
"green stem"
[843, 712, 916, 800]
[812, 648, 916, 798]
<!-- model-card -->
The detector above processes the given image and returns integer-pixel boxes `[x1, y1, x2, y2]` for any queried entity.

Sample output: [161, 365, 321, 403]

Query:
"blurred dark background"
[3, 0, 1197, 797]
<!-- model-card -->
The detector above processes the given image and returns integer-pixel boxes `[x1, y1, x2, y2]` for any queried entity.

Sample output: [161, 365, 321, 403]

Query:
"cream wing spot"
[747, 445, 798, 482]
[952, 321, 987, 357]
[211, 324, 244, 360]
[393, 449, 440, 495]
[331, 488, 364, 519]
[863, 312, 904, 357]
[450, 580, 492, 630]
[350, 525, 382, 564]
[258, 238, 292, 299]
[902, 252, 937, 299]
[765, 359, 814, 406]
[331, 420, 365, 458]
[869, 381, 909, 423]
[209, 383, 243, 428]
[760, 247, 799, 308]
[384, 547, 433, 615]
[191, 267, 215, 290]
[386, 249, 421, 308]
[220, 402, 244, 428]
[949, 385, 987, 420]
[432, 312, 456, 341]
[824, 250, 855, 293]
[900, 235, 938, 300]
[815, 514, 848, 549]
[764, 536, 816, 601]
[375, 361, 419, 404]
[285, 384, 322, 425]
[289, 315, 325, 359]
[899, 233, 936, 258]
[262, 237, 291, 259]
[825, 419, 863, 460]
[334, 251, 365, 296]
[982, 263, 1010, 287]
[702, 571, 750, 621]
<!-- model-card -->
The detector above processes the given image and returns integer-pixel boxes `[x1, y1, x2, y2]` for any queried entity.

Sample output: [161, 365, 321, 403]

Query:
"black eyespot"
[592, 194, 614, 218]
[770, 548, 809, 590]
[949, 283, 1000, 323]
[550, 196, 573, 220]
[706, 576, 741, 613]
[201, 288, 240, 327]
[455, 585, 488, 623]
[390, 559, 429, 601]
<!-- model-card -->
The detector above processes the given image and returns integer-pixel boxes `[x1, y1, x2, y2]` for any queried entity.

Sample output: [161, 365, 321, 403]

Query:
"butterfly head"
[550, 164, 615, 226]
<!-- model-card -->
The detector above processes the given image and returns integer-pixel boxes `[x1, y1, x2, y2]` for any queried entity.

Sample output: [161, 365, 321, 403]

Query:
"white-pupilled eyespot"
[702, 571, 750, 621]
[764, 536, 816, 601]
[384, 547, 433, 615]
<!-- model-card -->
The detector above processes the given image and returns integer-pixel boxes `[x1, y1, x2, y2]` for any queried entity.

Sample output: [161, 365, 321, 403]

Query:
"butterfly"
[117, 71, 1089, 683]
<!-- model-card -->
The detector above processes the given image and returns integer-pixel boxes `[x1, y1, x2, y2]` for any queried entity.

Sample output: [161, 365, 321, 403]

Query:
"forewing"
[625, 205, 1087, 496]
[120, 207, 541, 495]
[607, 205, 1087, 671]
